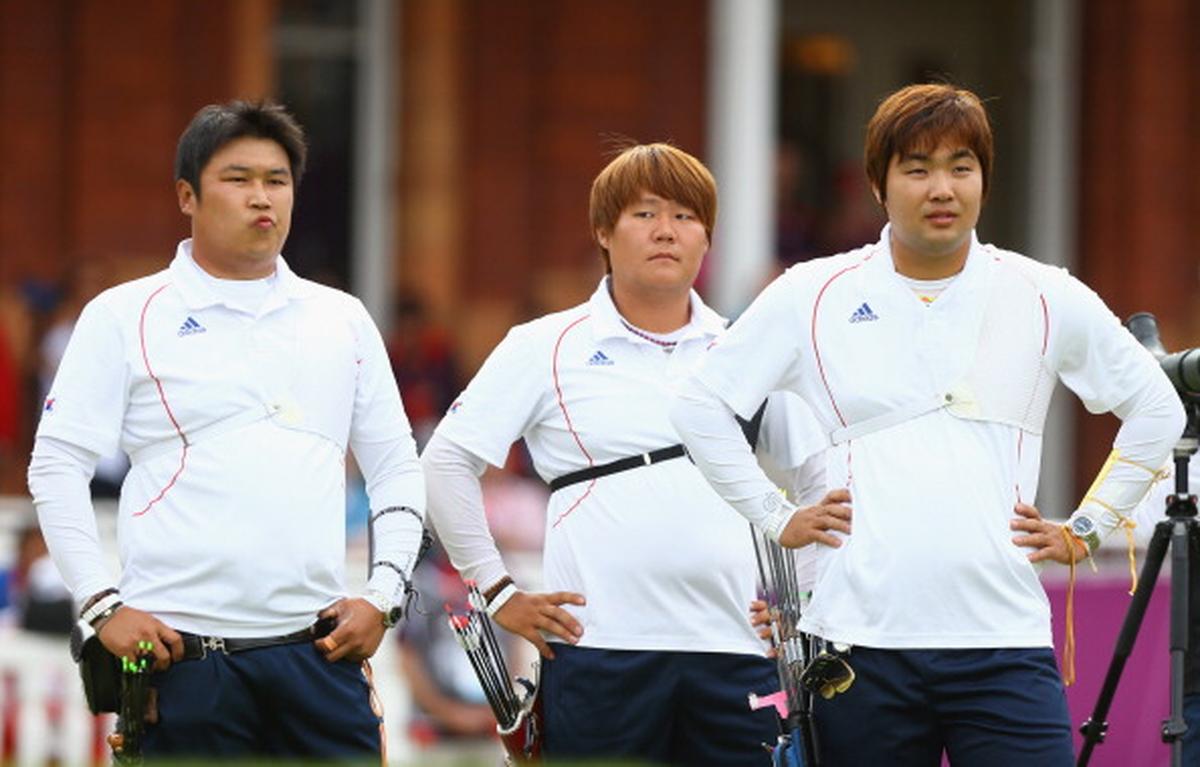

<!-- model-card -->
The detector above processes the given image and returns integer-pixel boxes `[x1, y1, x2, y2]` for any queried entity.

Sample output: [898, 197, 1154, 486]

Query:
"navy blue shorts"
[1185, 693, 1200, 765]
[143, 642, 383, 759]
[541, 645, 780, 766]
[811, 646, 1073, 766]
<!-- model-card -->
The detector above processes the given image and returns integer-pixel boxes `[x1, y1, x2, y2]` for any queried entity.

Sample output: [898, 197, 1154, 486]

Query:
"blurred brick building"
[0, 0, 1197, 505]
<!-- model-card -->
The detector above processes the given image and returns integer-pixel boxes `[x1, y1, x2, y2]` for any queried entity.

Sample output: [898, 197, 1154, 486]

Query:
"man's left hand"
[1010, 502, 1089, 565]
[314, 598, 387, 662]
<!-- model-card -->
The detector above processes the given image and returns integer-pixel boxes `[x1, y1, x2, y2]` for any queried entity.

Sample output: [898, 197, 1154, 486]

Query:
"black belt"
[549, 444, 689, 492]
[180, 617, 334, 661]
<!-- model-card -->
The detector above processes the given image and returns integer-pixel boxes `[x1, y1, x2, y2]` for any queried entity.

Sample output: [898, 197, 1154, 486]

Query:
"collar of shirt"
[170, 239, 315, 314]
[866, 224, 988, 300]
[586, 276, 727, 347]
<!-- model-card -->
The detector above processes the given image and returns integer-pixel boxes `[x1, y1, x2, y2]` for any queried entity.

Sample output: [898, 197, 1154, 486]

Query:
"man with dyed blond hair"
[672, 83, 1185, 764]
[423, 142, 829, 764]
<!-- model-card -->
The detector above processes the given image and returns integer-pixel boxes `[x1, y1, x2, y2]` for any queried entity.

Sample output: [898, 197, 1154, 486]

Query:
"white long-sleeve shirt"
[28, 242, 425, 637]
[423, 279, 827, 654]
[672, 227, 1185, 649]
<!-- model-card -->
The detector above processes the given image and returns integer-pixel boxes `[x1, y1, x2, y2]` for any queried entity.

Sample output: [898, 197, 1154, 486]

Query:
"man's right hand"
[749, 598, 777, 657]
[492, 590, 586, 660]
[778, 488, 853, 548]
[96, 606, 184, 671]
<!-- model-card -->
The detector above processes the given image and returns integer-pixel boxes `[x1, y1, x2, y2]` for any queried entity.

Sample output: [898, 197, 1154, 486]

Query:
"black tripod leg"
[1077, 519, 1172, 766]
[1162, 518, 1192, 766]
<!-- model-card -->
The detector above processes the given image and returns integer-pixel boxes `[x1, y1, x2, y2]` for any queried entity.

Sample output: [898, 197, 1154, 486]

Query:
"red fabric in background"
[0, 330, 18, 450]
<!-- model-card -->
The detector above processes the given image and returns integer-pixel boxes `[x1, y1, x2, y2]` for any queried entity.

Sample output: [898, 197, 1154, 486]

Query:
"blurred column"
[398, 0, 464, 327]
[707, 0, 779, 316]
[1028, 0, 1079, 518]
[352, 0, 396, 324]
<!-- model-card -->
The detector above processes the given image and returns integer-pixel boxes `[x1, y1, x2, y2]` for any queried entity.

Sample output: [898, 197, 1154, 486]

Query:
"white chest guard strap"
[128, 403, 278, 466]
[830, 253, 1056, 446]
[830, 394, 947, 444]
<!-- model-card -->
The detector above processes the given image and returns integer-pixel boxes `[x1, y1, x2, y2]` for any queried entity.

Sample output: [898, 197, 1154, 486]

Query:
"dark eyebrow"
[898, 149, 976, 164]
[218, 164, 291, 176]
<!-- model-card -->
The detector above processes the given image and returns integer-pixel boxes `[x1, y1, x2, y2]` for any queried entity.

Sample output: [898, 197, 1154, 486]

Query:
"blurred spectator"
[0, 326, 18, 470]
[819, 161, 885, 255]
[398, 445, 546, 749]
[0, 288, 33, 492]
[399, 542, 502, 745]
[386, 296, 460, 448]
[775, 141, 821, 269]
[774, 149, 883, 272]
[2, 521, 73, 635]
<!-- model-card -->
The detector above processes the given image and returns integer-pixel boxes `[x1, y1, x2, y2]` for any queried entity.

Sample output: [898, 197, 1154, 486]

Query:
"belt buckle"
[199, 636, 227, 659]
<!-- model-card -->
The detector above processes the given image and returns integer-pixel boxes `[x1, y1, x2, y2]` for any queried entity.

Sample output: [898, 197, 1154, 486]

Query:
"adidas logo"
[848, 302, 879, 323]
[178, 316, 207, 337]
[587, 350, 614, 366]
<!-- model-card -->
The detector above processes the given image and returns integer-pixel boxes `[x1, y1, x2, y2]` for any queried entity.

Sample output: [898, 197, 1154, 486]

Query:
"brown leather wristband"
[81, 587, 119, 614]
[482, 576, 514, 605]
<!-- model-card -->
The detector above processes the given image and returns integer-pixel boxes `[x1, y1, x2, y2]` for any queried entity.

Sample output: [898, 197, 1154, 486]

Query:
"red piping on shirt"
[811, 261, 865, 429]
[1015, 291, 1051, 504]
[995, 252, 1049, 504]
[811, 255, 871, 487]
[551, 314, 596, 527]
[134, 284, 187, 517]
[1040, 294, 1050, 355]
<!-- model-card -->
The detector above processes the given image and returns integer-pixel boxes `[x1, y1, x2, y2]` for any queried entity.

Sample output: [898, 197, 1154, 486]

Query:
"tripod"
[1077, 405, 1199, 767]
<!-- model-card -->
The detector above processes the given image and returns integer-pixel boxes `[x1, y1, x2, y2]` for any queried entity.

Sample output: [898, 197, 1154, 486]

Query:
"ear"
[871, 184, 883, 207]
[595, 229, 610, 250]
[176, 179, 197, 216]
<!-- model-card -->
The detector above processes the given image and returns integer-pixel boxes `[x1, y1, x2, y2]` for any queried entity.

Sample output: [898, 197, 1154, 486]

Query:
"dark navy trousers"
[143, 642, 383, 759]
[542, 646, 780, 766]
[811, 646, 1074, 766]
[1185, 693, 1200, 766]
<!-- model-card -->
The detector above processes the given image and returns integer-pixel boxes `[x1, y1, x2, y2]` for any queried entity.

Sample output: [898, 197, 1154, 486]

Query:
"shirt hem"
[799, 622, 1052, 650]
[554, 634, 769, 657]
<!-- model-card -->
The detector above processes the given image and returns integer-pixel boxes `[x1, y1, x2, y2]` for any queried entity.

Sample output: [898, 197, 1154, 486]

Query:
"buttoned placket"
[877, 240, 988, 399]
[244, 297, 302, 427]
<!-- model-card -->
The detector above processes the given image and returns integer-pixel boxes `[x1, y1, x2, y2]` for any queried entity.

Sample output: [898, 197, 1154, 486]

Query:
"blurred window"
[274, 0, 359, 289]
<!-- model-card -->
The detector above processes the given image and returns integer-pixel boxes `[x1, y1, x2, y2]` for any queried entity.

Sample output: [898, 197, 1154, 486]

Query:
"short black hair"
[174, 100, 307, 199]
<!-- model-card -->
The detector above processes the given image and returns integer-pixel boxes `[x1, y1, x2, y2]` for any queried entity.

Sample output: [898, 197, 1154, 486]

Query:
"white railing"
[0, 627, 109, 766]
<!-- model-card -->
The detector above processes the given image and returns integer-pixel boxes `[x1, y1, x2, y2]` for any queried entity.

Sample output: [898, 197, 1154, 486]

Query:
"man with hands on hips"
[422, 142, 828, 765]
[27, 101, 425, 759]
[671, 83, 1184, 765]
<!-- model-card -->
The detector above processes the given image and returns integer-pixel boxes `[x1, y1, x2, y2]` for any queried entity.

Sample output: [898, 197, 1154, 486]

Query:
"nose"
[928, 170, 954, 201]
[652, 215, 676, 242]
[248, 180, 271, 208]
